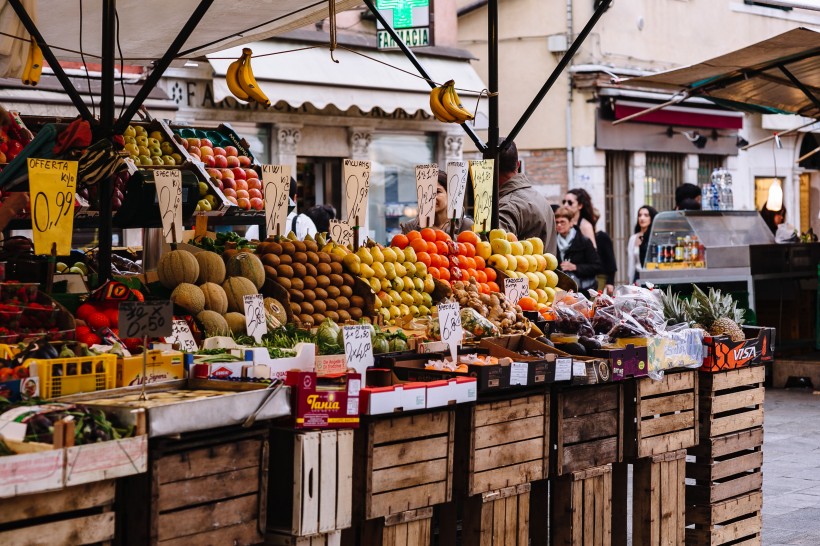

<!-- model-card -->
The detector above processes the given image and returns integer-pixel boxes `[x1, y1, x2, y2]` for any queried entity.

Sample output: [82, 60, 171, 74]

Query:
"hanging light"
[765, 181, 783, 212]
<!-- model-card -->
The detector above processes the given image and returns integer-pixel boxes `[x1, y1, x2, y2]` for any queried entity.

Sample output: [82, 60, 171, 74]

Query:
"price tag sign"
[504, 277, 529, 306]
[167, 319, 198, 352]
[572, 360, 587, 377]
[119, 301, 173, 338]
[342, 159, 370, 229]
[438, 302, 462, 364]
[27, 158, 78, 255]
[243, 293, 267, 343]
[343, 325, 374, 379]
[510, 362, 528, 386]
[555, 358, 572, 382]
[329, 219, 354, 247]
[154, 169, 183, 243]
[415, 163, 438, 229]
[469, 159, 494, 232]
[261, 164, 291, 237]
[446, 161, 468, 220]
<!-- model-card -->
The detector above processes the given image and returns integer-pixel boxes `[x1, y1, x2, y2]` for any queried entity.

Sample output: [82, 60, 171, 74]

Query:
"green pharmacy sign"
[376, 0, 431, 49]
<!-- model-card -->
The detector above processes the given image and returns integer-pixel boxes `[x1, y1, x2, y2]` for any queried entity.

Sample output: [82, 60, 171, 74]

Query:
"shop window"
[605, 151, 631, 285]
[754, 177, 784, 211]
[697, 154, 725, 187]
[644, 153, 684, 212]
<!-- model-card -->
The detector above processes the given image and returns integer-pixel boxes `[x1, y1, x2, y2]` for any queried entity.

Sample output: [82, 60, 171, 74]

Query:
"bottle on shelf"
[722, 170, 733, 210]
[674, 237, 684, 262]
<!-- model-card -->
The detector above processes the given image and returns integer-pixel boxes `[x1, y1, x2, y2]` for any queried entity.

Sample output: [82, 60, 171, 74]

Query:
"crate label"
[329, 219, 353, 247]
[348, 378, 361, 397]
[342, 159, 370, 237]
[469, 159, 494, 232]
[572, 360, 587, 377]
[510, 362, 528, 386]
[119, 301, 173, 338]
[261, 164, 291, 237]
[343, 325, 374, 379]
[315, 354, 347, 376]
[555, 358, 572, 381]
[64, 435, 148, 486]
[347, 397, 359, 416]
[0, 449, 64, 498]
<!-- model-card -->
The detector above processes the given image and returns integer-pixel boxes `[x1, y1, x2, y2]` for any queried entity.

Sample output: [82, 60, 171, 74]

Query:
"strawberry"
[76, 303, 98, 321]
[86, 312, 110, 330]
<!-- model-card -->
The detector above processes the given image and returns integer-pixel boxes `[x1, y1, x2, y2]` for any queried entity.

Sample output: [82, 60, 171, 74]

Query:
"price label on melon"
[470, 159, 494, 232]
[243, 293, 267, 343]
[167, 319, 198, 352]
[28, 158, 78, 256]
[446, 161, 468, 220]
[343, 325, 374, 380]
[341, 159, 370, 229]
[154, 169, 183, 243]
[504, 277, 529, 306]
[261, 164, 291, 237]
[119, 301, 173, 338]
[329, 219, 353, 247]
[415, 163, 438, 229]
[438, 302, 462, 364]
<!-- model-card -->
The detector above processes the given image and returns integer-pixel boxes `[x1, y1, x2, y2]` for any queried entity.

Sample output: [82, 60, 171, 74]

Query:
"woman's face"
[555, 216, 572, 236]
[562, 194, 580, 219]
[637, 208, 652, 230]
[435, 184, 448, 213]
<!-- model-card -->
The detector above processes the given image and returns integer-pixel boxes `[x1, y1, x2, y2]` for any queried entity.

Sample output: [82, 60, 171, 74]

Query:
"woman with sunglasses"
[562, 189, 597, 248]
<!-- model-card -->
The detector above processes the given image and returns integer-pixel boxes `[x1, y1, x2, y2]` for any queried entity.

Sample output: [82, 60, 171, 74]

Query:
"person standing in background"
[554, 206, 601, 292]
[401, 171, 474, 234]
[627, 205, 658, 283]
[675, 183, 701, 210]
[595, 228, 617, 295]
[563, 189, 598, 248]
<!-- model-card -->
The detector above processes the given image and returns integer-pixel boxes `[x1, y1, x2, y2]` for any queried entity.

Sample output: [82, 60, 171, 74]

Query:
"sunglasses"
[562, 199, 576, 205]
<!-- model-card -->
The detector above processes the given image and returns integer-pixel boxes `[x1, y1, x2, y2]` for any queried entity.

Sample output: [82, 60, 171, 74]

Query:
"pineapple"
[690, 285, 745, 341]
[660, 287, 691, 326]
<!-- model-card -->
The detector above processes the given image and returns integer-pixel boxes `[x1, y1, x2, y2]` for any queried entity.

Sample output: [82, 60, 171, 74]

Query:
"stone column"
[273, 124, 302, 175]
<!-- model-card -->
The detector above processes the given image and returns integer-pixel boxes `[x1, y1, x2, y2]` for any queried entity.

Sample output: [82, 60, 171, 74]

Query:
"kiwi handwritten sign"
[469, 159, 493, 231]
[154, 169, 183, 243]
[261, 164, 291, 236]
[341, 159, 370, 229]
[28, 158, 78, 255]
[243, 293, 267, 343]
[446, 161, 468, 220]
[329, 219, 353, 247]
[415, 163, 438, 229]
[343, 324, 374, 380]
[438, 302, 462, 363]
[119, 301, 173, 338]
[504, 277, 528, 306]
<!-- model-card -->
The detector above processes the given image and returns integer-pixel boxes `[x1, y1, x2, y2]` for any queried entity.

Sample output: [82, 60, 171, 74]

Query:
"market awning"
[622, 27, 820, 118]
[207, 41, 489, 118]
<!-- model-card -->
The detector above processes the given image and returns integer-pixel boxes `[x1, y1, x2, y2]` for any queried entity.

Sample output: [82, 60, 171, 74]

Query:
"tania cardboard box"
[286, 371, 360, 429]
[701, 326, 775, 372]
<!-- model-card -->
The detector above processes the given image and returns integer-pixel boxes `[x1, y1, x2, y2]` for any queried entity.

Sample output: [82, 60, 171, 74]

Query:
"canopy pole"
[741, 118, 819, 150]
[113, 0, 214, 134]
[7, 0, 93, 120]
[778, 65, 820, 115]
[487, 0, 499, 229]
[361, 0, 487, 154]
[500, 0, 610, 150]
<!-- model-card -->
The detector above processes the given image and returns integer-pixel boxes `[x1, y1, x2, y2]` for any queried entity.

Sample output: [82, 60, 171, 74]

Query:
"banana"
[28, 38, 43, 86]
[236, 48, 271, 107]
[21, 38, 34, 85]
[429, 86, 458, 123]
[441, 80, 475, 122]
[225, 53, 250, 102]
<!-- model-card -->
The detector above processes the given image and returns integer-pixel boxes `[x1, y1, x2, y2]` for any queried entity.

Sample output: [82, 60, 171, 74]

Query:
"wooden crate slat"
[368, 481, 448, 520]
[640, 411, 696, 439]
[474, 415, 545, 450]
[686, 491, 763, 527]
[699, 366, 764, 393]
[551, 464, 612, 546]
[562, 411, 619, 445]
[371, 411, 450, 445]
[640, 393, 695, 418]
[372, 436, 449, 470]
[474, 396, 546, 427]
[293, 432, 320, 536]
[318, 431, 339, 534]
[701, 387, 764, 415]
[561, 384, 620, 417]
[688, 428, 764, 459]
[639, 370, 696, 397]
[372, 459, 448, 494]
[0, 511, 115, 546]
[0, 480, 115, 526]
[561, 436, 619, 475]
[158, 519, 261, 546]
[685, 514, 762, 546]
[686, 472, 763, 505]
[336, 430, 354, 531]
[470, 460, 543, 495]
[158, 466, 259, 512]
[473, 436, 544, 473]
[157, 438, 260, 485]
[687, 451, 763, 482]
[639, 429, 697, 459]
[157, 494, 257, 541]
[701, 408, 764, 438]
[633, 450, 686, 546]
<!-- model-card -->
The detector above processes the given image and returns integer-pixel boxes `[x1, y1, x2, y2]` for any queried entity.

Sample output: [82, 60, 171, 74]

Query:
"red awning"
[614, 100, 743, 130]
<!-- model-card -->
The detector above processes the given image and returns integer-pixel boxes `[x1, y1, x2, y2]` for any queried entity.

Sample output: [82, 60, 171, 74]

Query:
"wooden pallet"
[466, 394, 549, 495]
[353, 508, 433, 546]
[553, 384, 623, 476]
[698, 367, 764, 439]
[460, 484, 530, 546]
[685, 491, 762, 546]
[625, 370, 698, 460]
[0, 480, 116, 546]
[550, 465, 613, 546]
[686, 428, 763, 506]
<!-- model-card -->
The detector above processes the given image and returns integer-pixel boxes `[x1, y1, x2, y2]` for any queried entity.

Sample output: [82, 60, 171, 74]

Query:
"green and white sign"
[376, 0, 431, 49]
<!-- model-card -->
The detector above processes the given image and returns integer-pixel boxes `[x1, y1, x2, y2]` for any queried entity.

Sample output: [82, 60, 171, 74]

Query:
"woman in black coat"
[554, 206, 601, 291]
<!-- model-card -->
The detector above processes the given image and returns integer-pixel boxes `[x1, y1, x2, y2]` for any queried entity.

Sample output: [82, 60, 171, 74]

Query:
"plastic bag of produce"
[614, 284, 663, 315]
[460, 307, 499, 339]
[553, 299, 594, 337]
[647, 327, 705, 380]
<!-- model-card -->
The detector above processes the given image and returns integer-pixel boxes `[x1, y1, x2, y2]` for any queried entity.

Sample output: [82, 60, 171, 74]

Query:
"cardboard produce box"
[701, 326, 775, 372]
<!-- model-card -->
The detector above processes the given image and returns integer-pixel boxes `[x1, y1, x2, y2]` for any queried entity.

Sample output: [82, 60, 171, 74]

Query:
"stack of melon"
[256, 235, 365, 326]
[157, 247, 288, 338]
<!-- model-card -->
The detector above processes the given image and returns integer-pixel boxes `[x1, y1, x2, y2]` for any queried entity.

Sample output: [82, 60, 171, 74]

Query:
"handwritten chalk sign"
[446, 161, 468, 220]
[415, 163, 438, 229]
[28, 158, 78, 255]
[341, 159, 370, 230]
[329, 219, 354, 247]
[119, 301, 173, 338]
[343, 325, 374, 379]
[167, 319, 198, 352]
[261, 164, 291, 236]
[438, 302, 462, 364]
[243, 293, 267, 343]
[154, 169, 183, 243]
[470, 159, 494, 232]
[504, 277, 529, 306]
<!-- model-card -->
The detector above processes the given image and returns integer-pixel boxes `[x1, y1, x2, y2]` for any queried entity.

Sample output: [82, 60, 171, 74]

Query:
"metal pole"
[487, 0, 499, 229]
[778, 65, 820, 114]
[361, 0, 487, 153]
[98, 0, 117, 285]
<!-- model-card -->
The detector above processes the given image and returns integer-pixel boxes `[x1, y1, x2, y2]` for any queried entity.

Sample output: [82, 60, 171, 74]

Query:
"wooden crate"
[119, 428, 268, 546]
[461, 484, 530, 546]
[553, 384, 623, 476]
[698, 366, 764, 440]
[267, 429, 353, 537]
[632, 450, 687, 546]
[0, 480, 116, 545]
[685, 491, 762, 546]
[466, 393, 549, 495]
[357, 508, 433, 546]
[686, 428, 763, 506]
[550, 465, 613, 546]
[267, 530, 342, 545]
[625, 370, 698, 460]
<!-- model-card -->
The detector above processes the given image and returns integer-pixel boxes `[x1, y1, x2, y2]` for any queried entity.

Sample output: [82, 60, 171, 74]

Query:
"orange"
[517, 296, 538, 311]
[487, 281, 500, 293]
[474, 256, 486, 270]
[475, 270, 487, 284]
[427, 241, 438, 255]
[457, 230, 480, 246]
[435, 229, 451, 242]
[485, 268, 497, 282]
[465, 257, 477, 270]
[540, 308, 555, 320]
[421, 227, 437, 242]
[439, 267, 450, 281]
[410, 238, 428, 253]
[391, 234, 409, 249]
[416, 251, 431, 267]
[407, 230, 422, 242]
[464, 243, 476, 258]
[430, 267, 440, 279]
[466, 267, 478, 279]
[435, 240, 449, 255]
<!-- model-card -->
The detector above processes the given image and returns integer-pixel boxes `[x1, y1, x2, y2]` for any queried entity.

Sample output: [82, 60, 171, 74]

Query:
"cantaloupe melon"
[195, 251, 226, 284]
[157, 250, 199, 289]
[226, 251, 265, 289]
[263, 297, 288, 325]
[171, 283, 205, 314]
[224, 312, 247, 335]
[200, 282, 228, 314]
[197, 310, 230, 336]
[222, 276, 258, 313]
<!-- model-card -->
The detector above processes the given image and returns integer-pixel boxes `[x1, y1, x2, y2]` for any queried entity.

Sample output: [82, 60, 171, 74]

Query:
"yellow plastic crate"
[26, 353, 117, 398]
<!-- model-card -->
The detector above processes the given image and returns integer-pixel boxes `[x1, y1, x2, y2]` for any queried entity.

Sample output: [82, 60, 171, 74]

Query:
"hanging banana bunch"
[21, 37, 43, 86]
[429, 80, 474, 123]
[225, 48, 271, 107]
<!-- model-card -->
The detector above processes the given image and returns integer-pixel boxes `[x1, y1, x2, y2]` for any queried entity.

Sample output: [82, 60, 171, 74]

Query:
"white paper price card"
[572, 360, 587, 377]
[243, 293, 267, 343]
[119, 301, 173, 338]
[415, 163, 438, 229]
[469, 159, 494, 232]
[261, 164, 291, 236]
[167, 319, 198, 352]
[342, 159, 370, 228]
[504, 277, 529, 306]
[154, 169, 183, 243]
[555, 358, 572, 382]
[28, 158, 78, 256]
[438, 302, 462, 364]
[329, 219, 354, 247]
[343, 325, 374, 378]
[510, 361, 528, 386]
[446, 161, 468, 220]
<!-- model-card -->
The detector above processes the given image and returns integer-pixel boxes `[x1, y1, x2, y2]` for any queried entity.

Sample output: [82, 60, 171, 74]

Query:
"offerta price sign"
[119, 301, 173, 339]
[262, 164, 291, 237]
[446, 161, 468, 220]
[329, 219, 354, 247]
[28, 158, 78, 255]
[154, 169, 183, 243]
[415, 163, 438, 229]
[470, 159, 493, 232]
[342, 159, 370, 228]
[438, 302, 462, 364]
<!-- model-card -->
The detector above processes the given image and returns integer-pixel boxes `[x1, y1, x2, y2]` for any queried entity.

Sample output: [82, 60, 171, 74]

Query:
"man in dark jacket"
[497, 139, 557, 254]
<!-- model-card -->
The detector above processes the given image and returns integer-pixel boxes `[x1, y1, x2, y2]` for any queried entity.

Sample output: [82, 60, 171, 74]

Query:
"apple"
[149, 130, 164, 141]
[222, 178, 237, 190]
[247, 178, 262, 191]
[136, 135, 148, 147]
[226, 196, 238, 205]
[203, 155, 216, 167]
[138, 145, 150, 157]
[0, 151, 7, 163]
[171, 153, 183, 163]
[222, 188, 237, 198]
[237, 197, 251, 210]
[213, 147, 226, 156]
[206, 168, 222, 179]
[220, 168, 234, 179]
[242, 168, 256, 180]
[236, 189, 250, 200]
[188, 145, 201, 158]
[213, 179, 223, 190]
[214, 155, 228, 168]
[124, 143, 139, 155]
[200, 146, 214, 157]
[248, 188, 263, 200]
[238, 155, 252, 167]
[235, 179, 248, 192]
[162, 155, 176, 166]
[123, 126, 136, 138]
[226, 156, 240, 168]
[225, 146, 238, 156]
[187, 137, 201, 148]
[152, 156, 164, 166]
[250, 197, 264, 210]
[231, 167, 247, 180]
[200, 138, 213, 148]
[147, 137, 160, 147]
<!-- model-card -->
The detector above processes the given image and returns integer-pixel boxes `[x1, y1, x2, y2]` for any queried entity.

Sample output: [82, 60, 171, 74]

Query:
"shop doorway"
[297, 158, 342, 215]
[605, 151, 631, 285]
